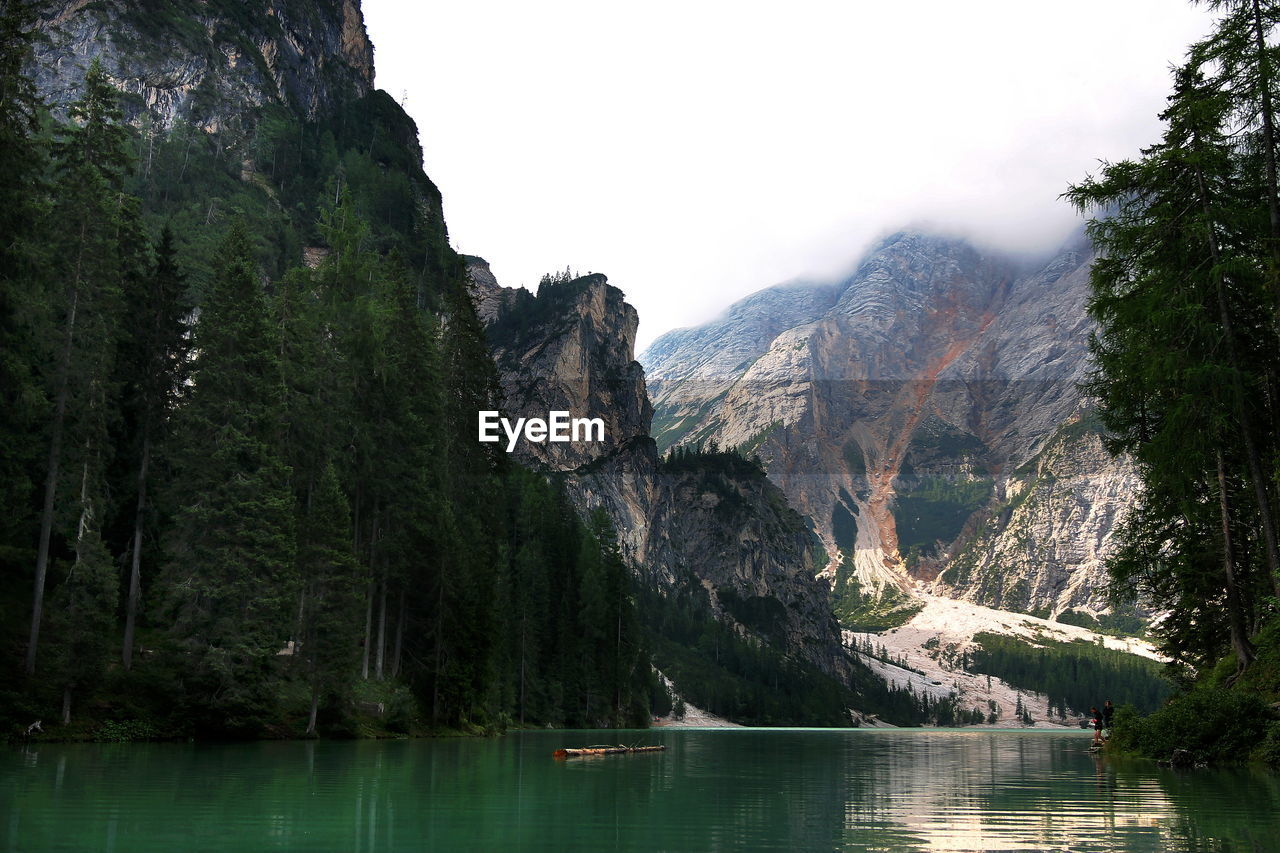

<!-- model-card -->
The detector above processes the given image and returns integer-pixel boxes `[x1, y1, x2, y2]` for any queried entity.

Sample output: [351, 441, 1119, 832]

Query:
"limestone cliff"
[939, 416, 1140, 617]
[468, 258, 848, 675]
[642, 230, 1138, 621]
[34, 0, 374, 139]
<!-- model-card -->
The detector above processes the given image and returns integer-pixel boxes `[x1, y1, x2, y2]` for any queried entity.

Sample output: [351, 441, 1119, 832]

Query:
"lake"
[3, 728, 1277, 852]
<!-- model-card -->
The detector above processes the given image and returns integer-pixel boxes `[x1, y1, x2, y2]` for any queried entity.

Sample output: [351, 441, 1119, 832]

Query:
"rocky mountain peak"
[35, 0, 375, 135]
[473, 263, 651, 471]
[641, 228, 1136, 622]
[468, 261, 853, 679]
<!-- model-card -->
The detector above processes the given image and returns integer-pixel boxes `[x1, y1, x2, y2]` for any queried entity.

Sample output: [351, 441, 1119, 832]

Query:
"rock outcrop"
[469, 258, 849, 675]
[940, 417, 1140, 616]
[34, 0, 374, 137]
[642, 229, 1137, 620]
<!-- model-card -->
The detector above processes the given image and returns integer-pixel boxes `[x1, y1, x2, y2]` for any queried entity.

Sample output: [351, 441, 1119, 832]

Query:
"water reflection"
[2, 730, 1278, 851]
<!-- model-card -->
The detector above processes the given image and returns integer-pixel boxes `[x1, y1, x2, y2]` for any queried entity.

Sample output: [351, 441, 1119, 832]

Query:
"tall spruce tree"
[27, 58, 131, 675]
[415, 267, 503, 726]
[159, 221, 297, 733]
[505, 470, 552, 725]
[119, 225, 188, 669]
[46, 527, 117, 723]
[1067, 54, 1280, 674]
[1192, 0, 1280, 589]
[378, 256, 445, 684]
[0, 0, 49, 576]
[297, 462, 361, 735]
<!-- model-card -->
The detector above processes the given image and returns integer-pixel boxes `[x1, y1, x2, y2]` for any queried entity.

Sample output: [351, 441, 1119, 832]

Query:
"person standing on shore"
[1090, 706, 1104, 746]
[1102, 699, 1114, 739]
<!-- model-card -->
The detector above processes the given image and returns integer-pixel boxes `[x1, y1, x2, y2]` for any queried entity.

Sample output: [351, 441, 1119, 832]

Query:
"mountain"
[642, 230, 1140, 627]
[15, 0, 1142, 732]
[34, 0, 374, 131]
[468, 259, 849, 676]
[12, 0, 682, 734]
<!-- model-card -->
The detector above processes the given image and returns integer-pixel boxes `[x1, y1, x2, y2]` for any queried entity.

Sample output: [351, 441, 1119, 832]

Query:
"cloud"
[363, 0, 1215, 351]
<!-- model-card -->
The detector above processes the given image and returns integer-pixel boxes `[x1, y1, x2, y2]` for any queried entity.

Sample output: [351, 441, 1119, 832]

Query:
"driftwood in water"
[553, 744, 666, 759]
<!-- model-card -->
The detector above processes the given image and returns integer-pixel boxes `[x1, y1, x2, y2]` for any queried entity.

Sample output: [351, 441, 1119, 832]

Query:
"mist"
[363, 0, 1215, 351]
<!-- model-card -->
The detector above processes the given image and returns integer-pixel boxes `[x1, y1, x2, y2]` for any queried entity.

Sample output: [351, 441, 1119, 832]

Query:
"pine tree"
[0, 0, 49, 574]
[159, 221, 297, 733]
[27, 58, 131, 675]
[577, 519, 609, 723]
[505, 469, 552, 725]
[1195, 0, 1280, 264]
[297, 462, 361, 735]
[46, 529, 117, 723]
[1192, 0, 1280, 587]
[119, 225, 188, 669]
[1066, 55, 1280, 674]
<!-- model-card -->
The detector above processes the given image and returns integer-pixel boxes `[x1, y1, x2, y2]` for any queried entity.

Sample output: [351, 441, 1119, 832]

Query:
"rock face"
[469, 258, 849, 675]
[941, 418, 1139, 616]
[479, 262, 651, 472]
[34, 0, 374, 137]
[642, 230, 1136, 620]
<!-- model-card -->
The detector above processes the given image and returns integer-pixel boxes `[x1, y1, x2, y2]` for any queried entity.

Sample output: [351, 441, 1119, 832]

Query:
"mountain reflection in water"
[4, 729, 1277, 852]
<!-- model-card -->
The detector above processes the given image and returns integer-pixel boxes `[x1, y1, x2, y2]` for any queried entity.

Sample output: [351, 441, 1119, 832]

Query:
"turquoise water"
[3, 728, 1278, 852]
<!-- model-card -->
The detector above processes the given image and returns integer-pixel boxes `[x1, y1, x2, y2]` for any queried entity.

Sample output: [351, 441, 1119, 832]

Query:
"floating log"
[553, 744, 666, 759]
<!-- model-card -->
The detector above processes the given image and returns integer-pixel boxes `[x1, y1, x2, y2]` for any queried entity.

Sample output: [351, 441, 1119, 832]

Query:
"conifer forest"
[8, 0, 1280, 764]
[0, 0, 666, 737]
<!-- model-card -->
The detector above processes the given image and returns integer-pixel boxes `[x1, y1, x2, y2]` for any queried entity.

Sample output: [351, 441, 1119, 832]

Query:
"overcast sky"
[362, 1, 1216, 352]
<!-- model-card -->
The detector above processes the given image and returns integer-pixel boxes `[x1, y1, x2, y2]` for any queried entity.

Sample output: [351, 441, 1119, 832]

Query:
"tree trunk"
[1217, 450, 1256, 671]
[62, 685, 72, 725]
[293, 589, 306, 648]
[1250, 0, 1280, 257]
[375, 576, 387, 680]
[432, 579, 444, 726]
[360, 577, 373, 680]
[1196, 158, 1280, 597]
[122, 432, 150, 669]
[392, 588, 405, 679]
[615, 597, 623, 722]
[352, 487, 362, 557]
[306, 686, 319, 736]
[27, 282, 80, 675]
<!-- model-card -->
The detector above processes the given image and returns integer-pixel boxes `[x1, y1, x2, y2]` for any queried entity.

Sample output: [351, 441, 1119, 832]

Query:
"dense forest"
[1066, 0, 1280, 763]
[965, 632, 1171, 716]
[0, 0, 962, 740]
[0, 0, 661, 738]
[654, 445, 972, 726]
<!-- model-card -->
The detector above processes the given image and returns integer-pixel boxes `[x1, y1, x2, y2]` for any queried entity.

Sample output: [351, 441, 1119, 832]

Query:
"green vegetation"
[894, 477, 992, 554]
[841, 439, 866, 477]
[847, 634, 924, 675]
[967, 632, 1172, 716]
[890, 411, 992, 556]
[485, 268, 598, 359]
[645, 591, 855, 726]
[645, 581, 962, 727]
[903, 416, 985, 464]
[714, 587, 789, 642]
[1055, 608, 1150, 638]
[831, 498, 858, 554]
[1064, 0, 1280, 764]
[830, 562, 922, 632]
[0, 2, 656, 740]
[659, 443, 775, 520]
[739, 420, 781, 457]
[651, 391, 732, 453]
[1107, 691, 1276, 765]
[1052, 410, 1105, 447]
